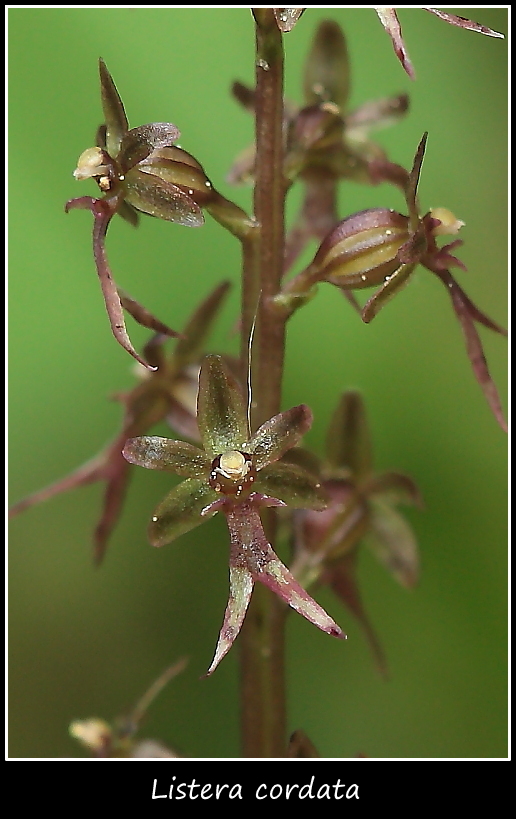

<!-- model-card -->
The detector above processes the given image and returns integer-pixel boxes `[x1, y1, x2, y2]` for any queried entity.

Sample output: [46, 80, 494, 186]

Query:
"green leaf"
[99, 59, 128, 158]
[255, 462, 327, 509]
[197, 356, 249, 457]
[326, 391, 372, 480]
[247, 405, 313, 470]
[123, 437, 210, 477]
[148, 478, 218, 548]
[124, 168, 204, 226]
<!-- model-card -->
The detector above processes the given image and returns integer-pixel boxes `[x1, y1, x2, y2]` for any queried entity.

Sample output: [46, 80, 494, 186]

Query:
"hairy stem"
[239, 8, 288, 758]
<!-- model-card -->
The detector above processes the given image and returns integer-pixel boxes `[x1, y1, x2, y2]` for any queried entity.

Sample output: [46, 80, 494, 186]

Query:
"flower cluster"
[123, 354, 345, 674]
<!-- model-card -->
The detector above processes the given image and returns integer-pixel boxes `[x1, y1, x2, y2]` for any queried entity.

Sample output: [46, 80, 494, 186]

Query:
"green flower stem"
[239, 9, 288, 758]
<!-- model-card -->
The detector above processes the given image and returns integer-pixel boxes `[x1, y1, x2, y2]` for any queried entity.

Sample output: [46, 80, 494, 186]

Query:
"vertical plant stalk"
[239, 8, 289, 758]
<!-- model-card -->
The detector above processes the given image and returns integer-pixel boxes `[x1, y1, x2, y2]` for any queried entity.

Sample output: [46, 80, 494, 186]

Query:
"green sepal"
[365, 498, 419, 588]
[247, 405, 313, 471]
[254, 462, 327, 510]
[148, 478, 219, 548]
[124, 168, 204, 226]
[197, 356, 249, 457]
[99, 58, 128, 158]
[123, 437, 210, 477]
[325, 391, 372, 481]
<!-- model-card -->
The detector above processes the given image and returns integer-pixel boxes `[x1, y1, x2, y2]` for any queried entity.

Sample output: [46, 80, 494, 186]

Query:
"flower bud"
[138, 145, 216, 208]
[313, 208, 410, 288]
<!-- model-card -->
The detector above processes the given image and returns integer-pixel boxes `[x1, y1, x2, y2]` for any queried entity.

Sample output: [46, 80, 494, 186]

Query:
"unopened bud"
[313, 208, 410, 288]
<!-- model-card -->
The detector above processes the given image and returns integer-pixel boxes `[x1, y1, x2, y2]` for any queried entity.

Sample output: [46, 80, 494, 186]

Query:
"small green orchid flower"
[291, 391, 422, 677]
[9, 282, 230, 565]
[66, 59, 252, 369]
[123, 355, 345, 675]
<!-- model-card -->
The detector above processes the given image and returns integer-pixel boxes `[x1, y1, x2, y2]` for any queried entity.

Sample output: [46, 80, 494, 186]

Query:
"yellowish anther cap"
[69, 718, 112, 751]
[73, 147, 110, 180]
[430, 207, 465, 236]
[219, 450, 248, 479]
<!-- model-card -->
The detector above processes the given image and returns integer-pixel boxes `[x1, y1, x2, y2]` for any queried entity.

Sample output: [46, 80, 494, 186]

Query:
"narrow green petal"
[148, 478, 218, 547]
[197, 355, 249, 457]
[365, 498, 419, 588]
[255, 463, 327, 510]
[247, 405, 313, 470]
[123, 437, 210, 477]
[326, 391, 372, 480]
[99, 59, 128, 158]
[124, 169, 204, 226]
[119, 124, 181, 171]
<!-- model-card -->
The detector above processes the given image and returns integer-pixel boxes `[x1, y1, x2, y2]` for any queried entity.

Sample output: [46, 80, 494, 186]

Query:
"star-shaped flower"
[67, 60, 252, 369]
[123, 355, 345, 674]
[9, 282, 230, 565]
[291, 391, 422, 677]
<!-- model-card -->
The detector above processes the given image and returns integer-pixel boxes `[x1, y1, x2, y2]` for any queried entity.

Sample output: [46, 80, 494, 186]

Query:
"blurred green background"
[8, 8, 507, 759]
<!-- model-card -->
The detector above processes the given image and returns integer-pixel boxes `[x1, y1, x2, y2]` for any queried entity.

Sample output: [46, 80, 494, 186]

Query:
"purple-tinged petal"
[65, 195, 156, 370]
[99, 58, 128, 158]
[123, 437, 210, 477]
[124, 168, 204, 227]
[226, 503, 345, 638]
[226, 144, 256, 186]
[303, 20, 350, 108]
[366, 498, 419, 588]
[247, 493, 287, 509]
[117, 289, 183, 341]
[174, 281, 231, 368]
[361, 262, 416, 324]
[326, 391, 372, 481]
[119, 123, 181, 171]
[345, 94, 409, 133]
[273, 8, 305, 33]
[205, 566, 254, 676]
[247, 404, 313, 470]
[255, 462, 327, 510]
[435, 270, 507, 432]
[197, 355, 249, 457]
[9, 452, 106, 519]
[93, 453, 132, 566]
[148, 478, 219, 548]
[423, 8, 504, 38]
[322, 551, 388, 678]
[375, 8, 416, 80]
[341, 289, 363, 316]
[368, 471, 424, 509]
[286, 730, 319, 758]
